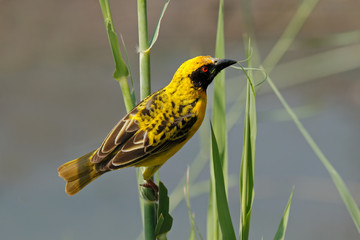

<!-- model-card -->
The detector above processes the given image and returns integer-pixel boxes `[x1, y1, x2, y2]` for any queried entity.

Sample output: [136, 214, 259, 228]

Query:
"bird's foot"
[140, 179, 159, 201]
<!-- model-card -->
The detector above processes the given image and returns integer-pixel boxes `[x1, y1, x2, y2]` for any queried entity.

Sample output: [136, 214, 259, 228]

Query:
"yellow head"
[169, 56, 237, 91]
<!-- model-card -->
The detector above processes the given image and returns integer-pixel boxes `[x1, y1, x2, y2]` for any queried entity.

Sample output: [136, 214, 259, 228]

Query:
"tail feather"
[58, 150, 105, 195]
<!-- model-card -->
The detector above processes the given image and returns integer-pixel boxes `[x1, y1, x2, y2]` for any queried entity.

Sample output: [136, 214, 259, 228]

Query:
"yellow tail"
[58, 150, 104, 195]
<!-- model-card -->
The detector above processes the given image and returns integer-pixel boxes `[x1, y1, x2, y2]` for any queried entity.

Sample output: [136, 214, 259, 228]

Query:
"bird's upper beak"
[212, 58, 237, 76]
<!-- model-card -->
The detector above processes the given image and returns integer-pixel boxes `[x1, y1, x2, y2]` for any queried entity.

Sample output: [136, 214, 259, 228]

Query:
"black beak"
[213, 58, 237, 76]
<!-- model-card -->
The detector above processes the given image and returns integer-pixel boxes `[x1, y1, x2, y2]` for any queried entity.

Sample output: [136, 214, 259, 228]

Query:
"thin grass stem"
[262, 0, 319, 73]
[239, 39, 256, 240]
[137, 0, 151, 100]
[266, 74, 360, 233]
[137, 1, 156, 239]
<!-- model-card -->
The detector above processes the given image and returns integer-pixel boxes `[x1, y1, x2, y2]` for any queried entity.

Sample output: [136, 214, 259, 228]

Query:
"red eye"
[202, 66, 208, 72]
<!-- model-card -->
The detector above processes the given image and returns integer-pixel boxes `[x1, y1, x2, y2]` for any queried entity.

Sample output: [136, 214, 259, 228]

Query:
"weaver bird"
[58, 56, 236, 196]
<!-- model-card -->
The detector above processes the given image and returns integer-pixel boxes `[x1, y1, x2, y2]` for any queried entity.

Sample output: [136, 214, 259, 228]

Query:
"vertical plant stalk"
[137, 1, 156, 240]
[208, 0, 226, 239]
[239, 40, 256, 240]
[138, 0, 151, 100]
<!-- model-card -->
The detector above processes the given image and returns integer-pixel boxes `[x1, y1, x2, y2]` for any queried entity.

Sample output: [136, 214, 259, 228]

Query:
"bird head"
[172, 56, 237, 91]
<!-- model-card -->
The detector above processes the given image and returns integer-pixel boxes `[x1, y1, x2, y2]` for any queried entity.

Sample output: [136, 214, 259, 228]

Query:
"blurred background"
[1, 0, 360, 239]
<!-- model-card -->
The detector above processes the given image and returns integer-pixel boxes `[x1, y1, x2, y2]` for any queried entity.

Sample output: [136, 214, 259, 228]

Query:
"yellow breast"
[134, 90, 207, 169]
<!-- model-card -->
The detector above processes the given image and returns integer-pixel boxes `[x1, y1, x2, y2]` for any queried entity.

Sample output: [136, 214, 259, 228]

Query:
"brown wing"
[91, 89, 164, 165]
[91, 107, 140, 164]
[103, 113, 198, 170]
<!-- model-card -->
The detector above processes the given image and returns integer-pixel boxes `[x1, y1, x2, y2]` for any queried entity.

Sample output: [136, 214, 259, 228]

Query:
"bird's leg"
[140, 179, 159, 201]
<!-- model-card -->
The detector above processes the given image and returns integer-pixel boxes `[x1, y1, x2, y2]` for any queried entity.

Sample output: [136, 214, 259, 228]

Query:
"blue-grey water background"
[1, 0, 360, 239]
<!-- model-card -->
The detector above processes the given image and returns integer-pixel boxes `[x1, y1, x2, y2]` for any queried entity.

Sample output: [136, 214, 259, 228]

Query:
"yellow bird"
[58, 56, 236, 196]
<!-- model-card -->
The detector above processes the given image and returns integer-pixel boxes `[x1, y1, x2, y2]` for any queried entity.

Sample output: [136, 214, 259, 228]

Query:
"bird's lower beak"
[213, 58, 237, 75]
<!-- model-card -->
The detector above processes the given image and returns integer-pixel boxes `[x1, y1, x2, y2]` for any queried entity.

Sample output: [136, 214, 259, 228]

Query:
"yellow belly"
[135, 94, 207, 179]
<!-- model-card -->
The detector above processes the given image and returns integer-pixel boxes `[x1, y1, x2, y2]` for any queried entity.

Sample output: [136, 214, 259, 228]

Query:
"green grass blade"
[99, 0, 128, 79]
[226, 89, 246, 132]
[155, 182, 173, 238]
[210, 123, 236, 240]
[239, 85, 254, 240]
[189, 229, 196, 240]
[119, 34, 137, 106]
[239, 39, 256, 240]
[212, 0, 227, 175]
[297, 30, 360, 48]
[273, 188, 294, 240]
[262, 0, 319, 73]
[270, 44, 360, 91]
[170, 124, 209, 212]
[144, 0, 170, 53]
[170, 148, 208, 212]
[239, 1, 261, 67]
[266, 74, 360, 233]
[99, 0, 135, 111]
[107, 26, 129, 80]
[208, 0, 227, 238]
[184, 168, 204, 240]
[208, 162, 220, 240]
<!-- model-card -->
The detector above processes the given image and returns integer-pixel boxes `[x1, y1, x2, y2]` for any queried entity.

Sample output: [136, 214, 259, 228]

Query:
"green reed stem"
[137, 0, 151, 100]
[239, 39, 256, 240]
[137, 1, 156, 239]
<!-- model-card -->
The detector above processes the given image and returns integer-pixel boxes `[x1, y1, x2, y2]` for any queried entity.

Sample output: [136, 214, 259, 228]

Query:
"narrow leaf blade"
[274, 188, 295, 240]
[239, 38, 257, 240]
[266, 74, 360, 233]
[155, 182, 173, 237]
[144, 0, 171, 52]
[210, 123, 236, 240]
